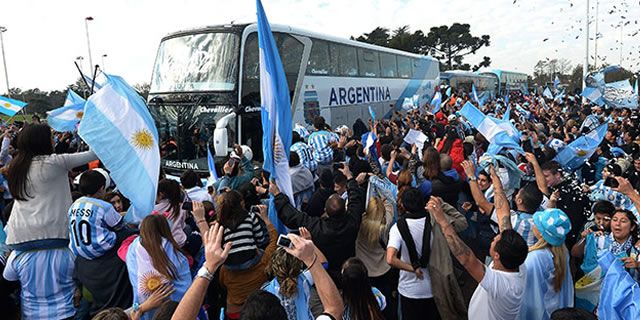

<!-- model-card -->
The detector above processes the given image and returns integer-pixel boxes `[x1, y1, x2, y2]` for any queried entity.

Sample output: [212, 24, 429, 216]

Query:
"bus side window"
[307, 39, 330, 75]
[329, 43, 357, 77]
[379, 53, 397, 78]
[397, 56, 412, 78]
[357, 48, 380, 77]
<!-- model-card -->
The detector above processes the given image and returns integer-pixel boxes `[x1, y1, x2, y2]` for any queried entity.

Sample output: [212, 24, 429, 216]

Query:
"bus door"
[239, 31, 311, 161]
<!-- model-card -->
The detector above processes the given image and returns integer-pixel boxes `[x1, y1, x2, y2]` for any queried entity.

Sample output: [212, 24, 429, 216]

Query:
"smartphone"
[333, 163, 344, 171]
[250, 205, 261, 214]
[589, 224, 602, 232]
[277, 235, 293, 249]
[181, 202, 193, 211]
[604, 177, 619, 188]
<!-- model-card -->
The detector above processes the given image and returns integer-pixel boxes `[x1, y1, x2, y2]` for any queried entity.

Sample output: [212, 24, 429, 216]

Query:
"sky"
[0, 0, 638, 92]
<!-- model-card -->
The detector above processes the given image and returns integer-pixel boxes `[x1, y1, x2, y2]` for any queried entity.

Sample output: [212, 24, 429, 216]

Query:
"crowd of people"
[0, 87, 640, 320]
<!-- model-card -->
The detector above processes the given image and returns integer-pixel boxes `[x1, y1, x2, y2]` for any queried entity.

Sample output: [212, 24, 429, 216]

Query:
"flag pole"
[74, 61, 91, 97]
[90, 64, 99, 94]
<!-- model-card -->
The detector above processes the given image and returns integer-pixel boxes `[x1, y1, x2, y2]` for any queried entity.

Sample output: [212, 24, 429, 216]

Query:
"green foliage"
[354, 23, 491, 71]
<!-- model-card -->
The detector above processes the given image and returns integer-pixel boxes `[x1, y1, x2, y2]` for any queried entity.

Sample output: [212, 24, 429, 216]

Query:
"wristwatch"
[196, 265, 214, 281]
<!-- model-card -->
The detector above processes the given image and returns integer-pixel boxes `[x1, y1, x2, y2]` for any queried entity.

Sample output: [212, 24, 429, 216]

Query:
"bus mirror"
[213, 113, 236, 157]
[213, 128, 228, 157]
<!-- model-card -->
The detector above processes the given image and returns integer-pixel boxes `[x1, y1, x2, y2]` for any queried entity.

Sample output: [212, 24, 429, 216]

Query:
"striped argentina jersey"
[491, 209, 537, 246]
[68, 196, 123, 260]
[3, 248, 76, 320]
[308, 130, 338, 165]
[291, 141, 318, 173]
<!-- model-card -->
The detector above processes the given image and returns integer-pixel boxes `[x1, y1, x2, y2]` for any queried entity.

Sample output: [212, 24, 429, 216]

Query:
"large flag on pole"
[0, 96, 26, 117]
[257, 0, 294, 234]
[430, 91, 442, 113]
[46, 90, 86, 132]
[78, 75, 160, 223]
[472, 84, 480, 104]
[554, 121, 608, 171]
[460, 102, 522, 155]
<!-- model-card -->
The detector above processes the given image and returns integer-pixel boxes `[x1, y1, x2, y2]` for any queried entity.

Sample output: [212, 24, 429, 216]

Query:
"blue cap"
[532, 209, 572, 247]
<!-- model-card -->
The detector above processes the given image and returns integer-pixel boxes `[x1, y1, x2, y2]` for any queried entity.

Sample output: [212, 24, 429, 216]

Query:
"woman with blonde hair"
[263, 228, 325, 320]
[518, 208, 574, 320]
[355, 196, 395, 320]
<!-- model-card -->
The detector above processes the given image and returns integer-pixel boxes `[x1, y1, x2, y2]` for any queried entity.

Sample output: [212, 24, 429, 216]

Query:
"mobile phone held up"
[277, 234, 293, 249]
[182, 202, 193, 211]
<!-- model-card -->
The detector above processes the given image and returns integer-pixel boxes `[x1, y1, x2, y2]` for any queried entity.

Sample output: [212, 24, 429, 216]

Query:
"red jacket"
[437, 138, 466, 180]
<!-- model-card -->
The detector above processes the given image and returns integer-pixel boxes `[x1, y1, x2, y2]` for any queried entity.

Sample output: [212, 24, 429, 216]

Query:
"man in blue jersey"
[308, 116, 338, 170]
[68, 170, 128, 260]
[69, 170, 135, 315]
[290, 131, 318, 175]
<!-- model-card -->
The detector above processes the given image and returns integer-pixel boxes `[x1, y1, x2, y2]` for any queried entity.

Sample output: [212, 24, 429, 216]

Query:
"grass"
[1, 114, 33, 123]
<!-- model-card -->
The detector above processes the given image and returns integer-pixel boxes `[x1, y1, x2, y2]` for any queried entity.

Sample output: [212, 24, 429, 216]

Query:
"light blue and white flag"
[543, 87, 554, 100]
[603, 79, 638, 109]
[472, 84, 480, 104]
[635, 78, 638, 96]
[445, 86, 452, 97]
[0, 96, 26, 117]
[504, 92, 509, 107]
[257, 0, 294, 235]
[78, 75, 160, 223]
[554, 75, 560, 91]
[47, 90, 86, 132]
[207, 144, 218, 185]
[430, 91, 442, 113]
[597, 251, 640, 320]
[554, 90, 565, 103]
[503, 104, 510, 121]
[581, 87, 605, 106]
[555, 121, 608, 171]
[460, 102, 522, 155]
[368, 105, 376, 120]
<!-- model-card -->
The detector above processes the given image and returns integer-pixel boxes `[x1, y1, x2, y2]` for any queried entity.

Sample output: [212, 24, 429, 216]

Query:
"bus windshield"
[150, 32, 240, 93]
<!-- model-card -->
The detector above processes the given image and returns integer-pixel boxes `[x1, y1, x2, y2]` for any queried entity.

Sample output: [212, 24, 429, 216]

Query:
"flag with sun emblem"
[126, 237, 191, 320]
[257, 0, 294, 234]
[46, 90, 86, 132]
[0, 95, 26, 117]
[555, 121, 609, 172]
[78, 75, 160, 223]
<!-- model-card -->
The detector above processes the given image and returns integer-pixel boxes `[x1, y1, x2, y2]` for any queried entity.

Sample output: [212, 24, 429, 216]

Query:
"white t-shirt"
[468, 262, 527, 320]
[387, 217, 433, 299]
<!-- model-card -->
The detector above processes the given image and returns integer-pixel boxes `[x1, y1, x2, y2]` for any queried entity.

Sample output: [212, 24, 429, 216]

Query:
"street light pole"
[0, 26, 10, 97]
[85, 17, 94, 77]
[583, 0, 589, 103]
[101, 54, 107, 72]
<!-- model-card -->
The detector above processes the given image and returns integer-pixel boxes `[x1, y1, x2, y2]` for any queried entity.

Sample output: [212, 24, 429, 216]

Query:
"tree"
[354, 27, 390, 47]
[423, 23, 490, 71]
[354, 24, 491, 71]
[134, 83, 150, 100]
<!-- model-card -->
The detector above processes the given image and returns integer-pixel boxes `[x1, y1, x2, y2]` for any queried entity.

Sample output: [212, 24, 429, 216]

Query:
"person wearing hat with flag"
[518, 209, 574, 319]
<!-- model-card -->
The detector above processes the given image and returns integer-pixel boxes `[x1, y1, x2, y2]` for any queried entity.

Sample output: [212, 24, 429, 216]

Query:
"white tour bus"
[478, 69, 529, 96]
[148, 23, 439, 175]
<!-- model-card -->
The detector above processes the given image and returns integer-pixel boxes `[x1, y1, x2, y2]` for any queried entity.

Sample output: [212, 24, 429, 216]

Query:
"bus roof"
[477, 68, 529, 78]
[441, 70, 495, 79]
[160, 22, 438, 63]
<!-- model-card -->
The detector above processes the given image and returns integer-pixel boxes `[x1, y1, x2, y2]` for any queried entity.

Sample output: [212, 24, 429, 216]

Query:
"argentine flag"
[47, 90, 86, 132]
[0, 96, 26, 117]
[554, 121, 608, 171]
[460, 102, 522, 155]
[554, 75, 560, 91]
[543, 87, 554, 100]
[430, 91, 442, 113]
[472, 84, 480, 105]
[78, 75, 160, 223]
[257, 0, 295, 234]
[207, 144, 219, 185]
[581, 87, 605, 106]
